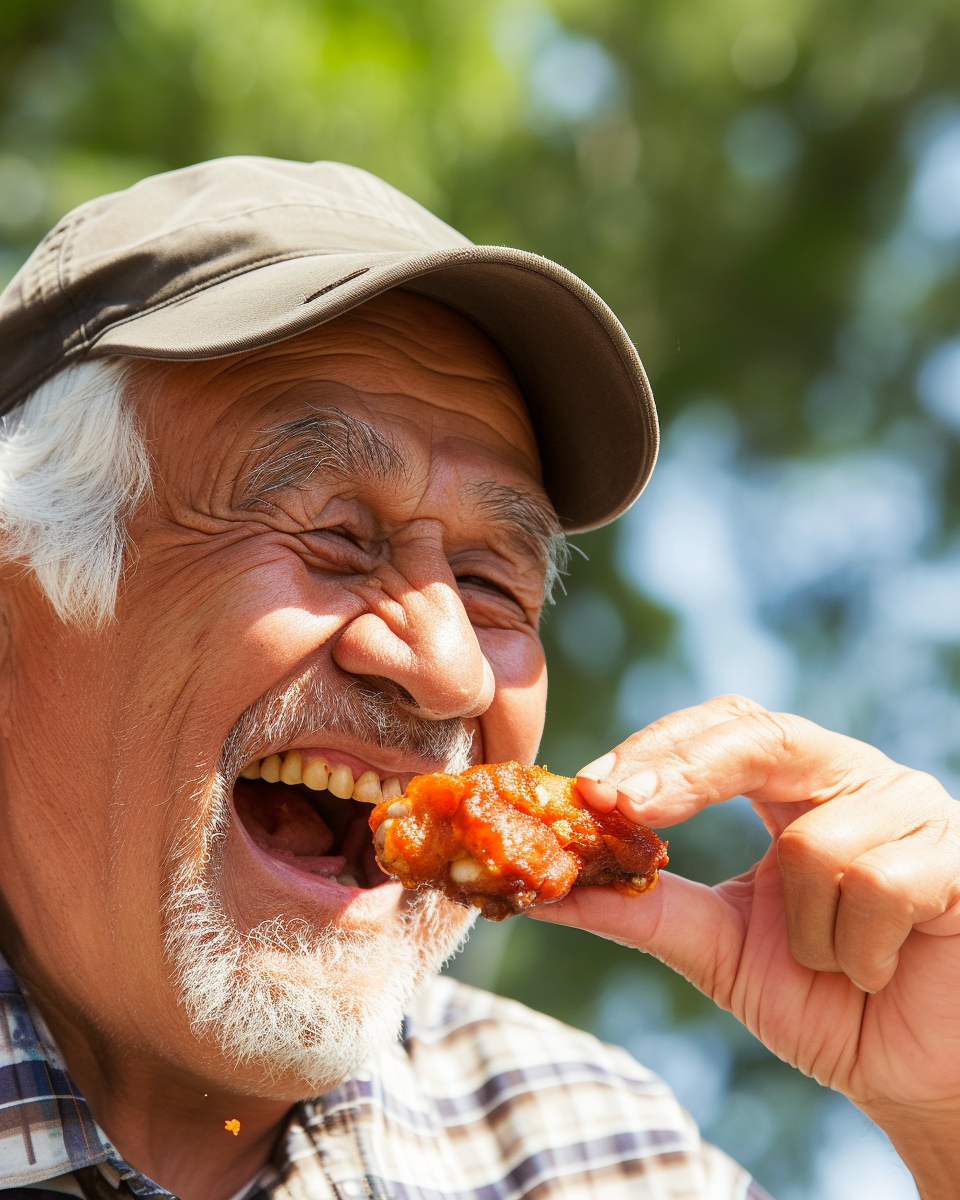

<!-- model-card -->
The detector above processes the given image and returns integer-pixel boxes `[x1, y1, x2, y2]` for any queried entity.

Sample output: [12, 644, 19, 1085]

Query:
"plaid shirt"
[0, 955, 770, 1200]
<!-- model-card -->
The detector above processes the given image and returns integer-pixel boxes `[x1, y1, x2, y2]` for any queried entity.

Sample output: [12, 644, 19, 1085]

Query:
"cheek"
[131, 547, 358, 733]
[476, 628, 547, 765]
[233, 572, 348, 685]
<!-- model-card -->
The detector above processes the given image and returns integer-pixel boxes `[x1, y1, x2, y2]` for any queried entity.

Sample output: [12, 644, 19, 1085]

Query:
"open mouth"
[233, 750, 409, 890]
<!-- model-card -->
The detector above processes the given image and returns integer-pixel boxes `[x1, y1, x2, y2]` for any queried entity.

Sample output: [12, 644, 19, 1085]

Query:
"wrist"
[859, 1097, 960, 1200]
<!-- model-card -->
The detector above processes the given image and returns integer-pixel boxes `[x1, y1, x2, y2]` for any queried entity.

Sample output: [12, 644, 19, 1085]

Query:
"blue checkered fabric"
[0, 958, 770, 1199]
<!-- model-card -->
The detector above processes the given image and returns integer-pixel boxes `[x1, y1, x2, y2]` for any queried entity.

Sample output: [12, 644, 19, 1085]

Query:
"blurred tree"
[3, 0, 958, 1194]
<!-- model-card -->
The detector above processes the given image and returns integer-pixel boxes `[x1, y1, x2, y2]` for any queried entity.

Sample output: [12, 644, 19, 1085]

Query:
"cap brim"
[92, 245, 658, 532]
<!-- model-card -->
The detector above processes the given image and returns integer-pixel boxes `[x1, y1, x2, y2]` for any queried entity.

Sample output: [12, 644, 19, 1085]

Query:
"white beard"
[163, 782, 475, 1095]
[162, 671, 477, 1095]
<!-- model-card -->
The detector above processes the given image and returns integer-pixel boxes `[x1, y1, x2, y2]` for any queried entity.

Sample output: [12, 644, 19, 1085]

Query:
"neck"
[22, 979, 298, 1200]
[81, 1077, 291, 1200]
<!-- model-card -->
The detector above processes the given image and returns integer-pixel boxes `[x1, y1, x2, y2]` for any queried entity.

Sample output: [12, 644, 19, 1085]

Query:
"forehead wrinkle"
[238, 405, 404, 509]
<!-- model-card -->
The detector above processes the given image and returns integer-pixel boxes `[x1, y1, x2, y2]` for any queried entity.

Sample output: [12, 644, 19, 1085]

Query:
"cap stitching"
[1, 246, 467, 407]
[32, 224, 67, 310]
[83, 248, 407, 342]
[87, 245, 582, 341]
[56, 209, 94, 353]
[203, 197, 462, 243]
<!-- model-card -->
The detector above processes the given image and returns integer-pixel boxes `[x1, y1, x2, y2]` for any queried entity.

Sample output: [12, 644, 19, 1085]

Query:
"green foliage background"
[2, 1, 958, 1195]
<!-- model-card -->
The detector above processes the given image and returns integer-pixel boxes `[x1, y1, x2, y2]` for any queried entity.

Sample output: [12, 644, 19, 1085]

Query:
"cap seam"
[59, 208, 95, 352]
[34, 223, 68, 312]
[85, 245, 563, 350]
[82, 247, 414, 345]
[23, 211, 69, 308]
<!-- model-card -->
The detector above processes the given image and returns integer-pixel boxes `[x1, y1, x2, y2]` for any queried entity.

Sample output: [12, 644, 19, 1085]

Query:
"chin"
[160, 742, 475, 1097]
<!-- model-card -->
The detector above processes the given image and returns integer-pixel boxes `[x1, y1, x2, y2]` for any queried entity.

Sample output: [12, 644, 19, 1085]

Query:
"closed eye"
[323, 525, 366, 550]
[456, 574, 516, 601]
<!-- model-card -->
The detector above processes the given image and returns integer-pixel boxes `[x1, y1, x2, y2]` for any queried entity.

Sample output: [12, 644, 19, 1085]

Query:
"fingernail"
[578, 752, 616, 782]
[576, 779, 618, 812]
[618, 770, 659, 806]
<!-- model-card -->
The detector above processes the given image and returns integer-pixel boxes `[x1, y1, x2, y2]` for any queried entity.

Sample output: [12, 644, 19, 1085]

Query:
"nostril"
[389, 681, 420, 709]
[352, 673, 485, 724]
[361, 676, 420, 710]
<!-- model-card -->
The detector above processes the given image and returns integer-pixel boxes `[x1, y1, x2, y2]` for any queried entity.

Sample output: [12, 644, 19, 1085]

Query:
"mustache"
[220, 671, 475, 781]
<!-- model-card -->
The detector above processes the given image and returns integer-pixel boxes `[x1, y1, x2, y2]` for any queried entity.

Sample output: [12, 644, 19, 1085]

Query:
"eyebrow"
[239, 405, 403, 507]
[465, 481, 568, 599]
[240, 405, 568, 597]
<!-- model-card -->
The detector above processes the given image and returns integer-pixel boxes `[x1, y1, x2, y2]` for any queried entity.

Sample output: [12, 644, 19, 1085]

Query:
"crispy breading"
[369, 762, 668, 920]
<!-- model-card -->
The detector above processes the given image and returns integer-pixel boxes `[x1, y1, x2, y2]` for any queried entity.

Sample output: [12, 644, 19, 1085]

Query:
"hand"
[531, 695, 960, 1197]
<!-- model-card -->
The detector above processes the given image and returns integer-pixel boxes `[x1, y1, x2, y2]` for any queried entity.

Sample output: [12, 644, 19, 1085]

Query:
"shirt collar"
[0, 953, 170, 1195]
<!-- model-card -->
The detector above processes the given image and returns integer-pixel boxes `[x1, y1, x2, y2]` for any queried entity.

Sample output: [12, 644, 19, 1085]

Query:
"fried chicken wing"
[368, 761, 668, 921]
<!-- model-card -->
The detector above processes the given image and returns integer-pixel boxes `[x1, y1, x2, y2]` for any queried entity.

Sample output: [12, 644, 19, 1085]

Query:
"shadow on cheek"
[475, 629, 547, 762]
[479, 628, 547, 692]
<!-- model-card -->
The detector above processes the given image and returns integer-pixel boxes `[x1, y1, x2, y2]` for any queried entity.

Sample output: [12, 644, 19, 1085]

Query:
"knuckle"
[753, 708, 796, 753]
[629, 698, 710, 740]
[902, 767, 940, 793]
[620, 706, 693, 747]
[875, 764, 936, 800]
[710, 691, 777, 724]
[912, 810, 951, 847]
[660, 752, 724, 805]
[910, 771, 955, 814]
[934, 820, 960, 858]
[737, 709, 796, 781]
[621, 723, 662, 752]
[707, 693, 766, 715]
[777, 824, 839, 874]
[840, 858, 903, 907]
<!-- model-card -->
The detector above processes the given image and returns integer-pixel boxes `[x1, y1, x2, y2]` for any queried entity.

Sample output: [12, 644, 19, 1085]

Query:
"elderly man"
[0, 159, 955, 1200]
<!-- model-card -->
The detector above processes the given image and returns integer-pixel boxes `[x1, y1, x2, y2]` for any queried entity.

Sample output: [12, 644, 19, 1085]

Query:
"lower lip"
[229, 799, 402, 917]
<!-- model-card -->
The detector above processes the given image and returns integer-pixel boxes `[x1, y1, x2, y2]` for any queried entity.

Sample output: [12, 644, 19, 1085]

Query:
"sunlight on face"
[145, 293, 547, 1090]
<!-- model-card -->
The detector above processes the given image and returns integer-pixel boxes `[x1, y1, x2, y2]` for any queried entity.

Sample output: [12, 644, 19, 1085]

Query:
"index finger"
[576, 693, 768, 812]
[584, 704, 890, 827]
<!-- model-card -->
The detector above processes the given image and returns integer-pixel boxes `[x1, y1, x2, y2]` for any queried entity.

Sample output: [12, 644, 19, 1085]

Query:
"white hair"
[0, 359, 151, 626]
[0, 355, 566, 625]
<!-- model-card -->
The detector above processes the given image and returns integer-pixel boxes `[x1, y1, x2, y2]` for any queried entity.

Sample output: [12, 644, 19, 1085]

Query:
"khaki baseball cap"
[0, 156, 658, 532]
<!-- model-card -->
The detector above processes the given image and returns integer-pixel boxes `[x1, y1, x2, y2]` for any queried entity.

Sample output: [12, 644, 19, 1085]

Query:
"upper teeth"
[238, 752, 402, 805]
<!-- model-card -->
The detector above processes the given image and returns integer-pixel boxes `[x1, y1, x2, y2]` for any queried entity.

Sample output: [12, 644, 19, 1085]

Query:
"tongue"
[235, 785, 335, 857]
[234, 782, 387, 887]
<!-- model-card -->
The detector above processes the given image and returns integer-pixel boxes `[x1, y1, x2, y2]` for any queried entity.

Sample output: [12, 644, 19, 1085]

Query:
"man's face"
[0, 292, 553, 1098]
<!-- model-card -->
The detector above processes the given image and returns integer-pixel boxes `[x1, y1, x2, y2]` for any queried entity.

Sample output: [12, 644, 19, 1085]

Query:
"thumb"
[529, 873, 747, 1004]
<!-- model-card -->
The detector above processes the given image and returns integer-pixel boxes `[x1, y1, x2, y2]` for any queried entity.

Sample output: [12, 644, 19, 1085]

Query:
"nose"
[332, 548, 496, 721]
